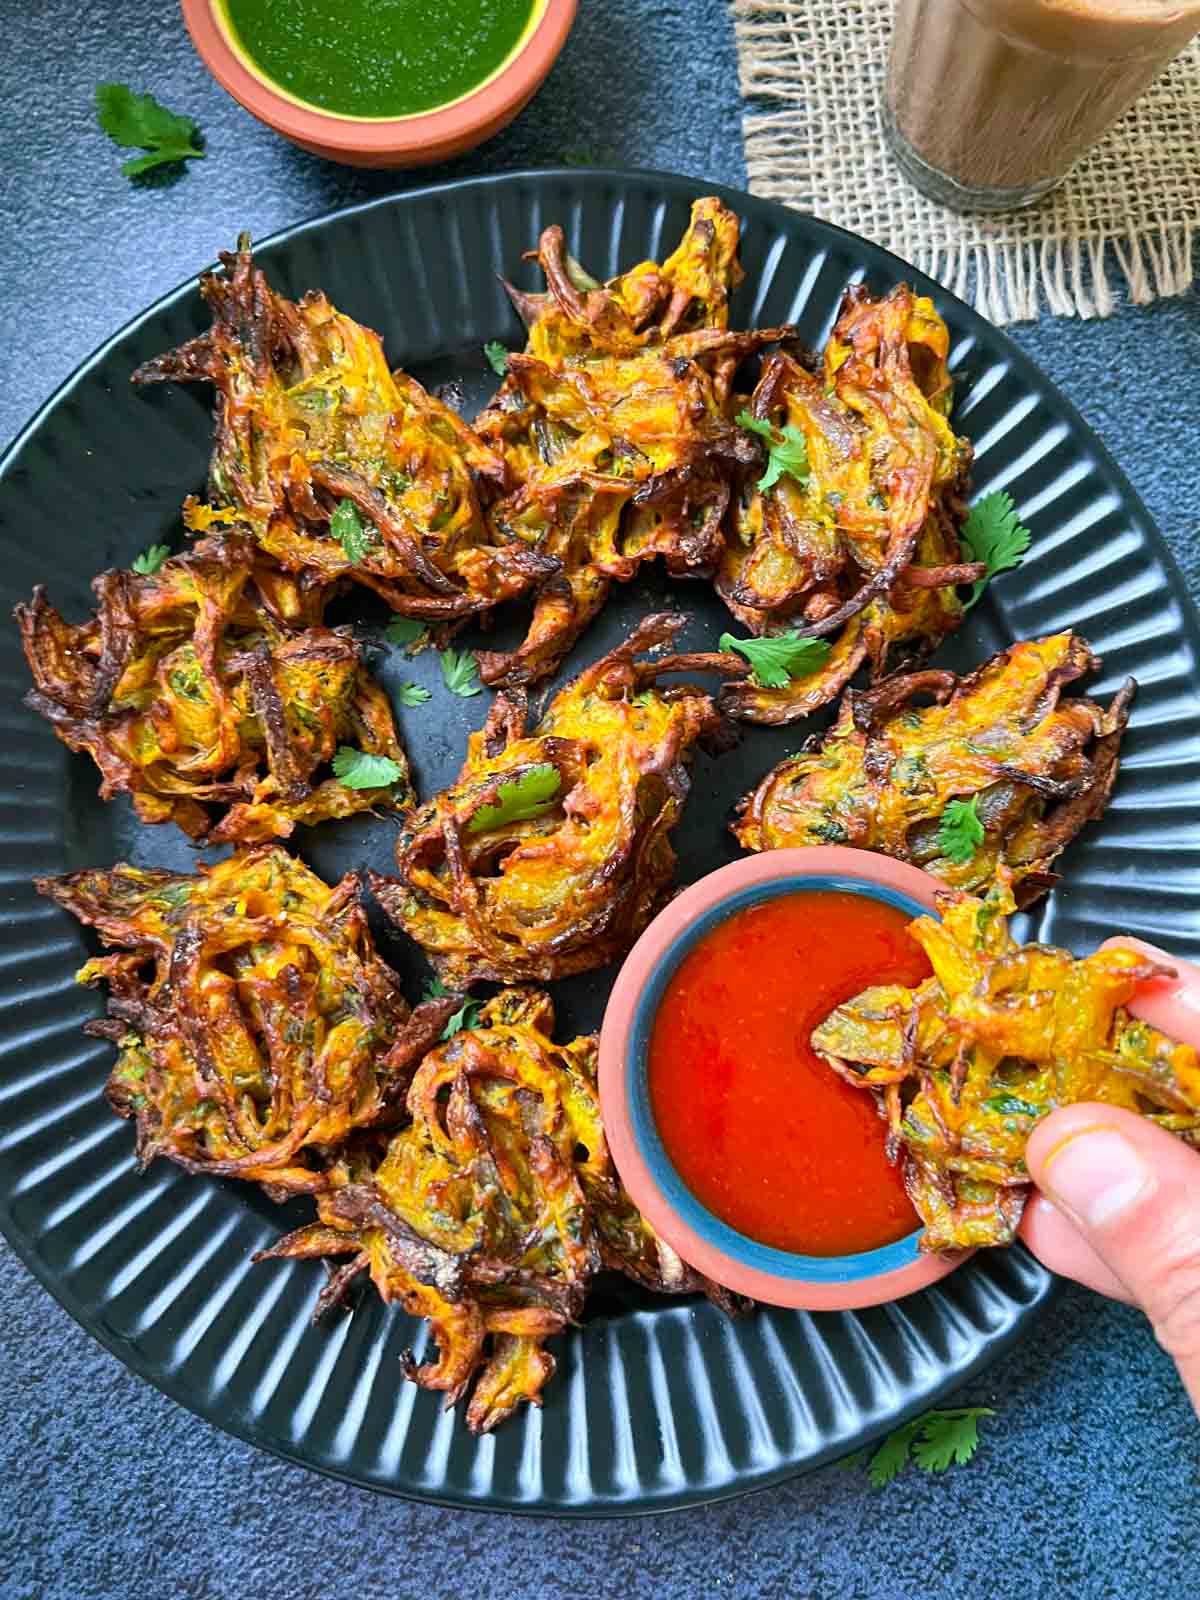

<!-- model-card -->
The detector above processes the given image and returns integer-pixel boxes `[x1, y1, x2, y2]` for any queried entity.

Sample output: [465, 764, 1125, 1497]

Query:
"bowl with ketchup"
[598, 846, 965, 1310]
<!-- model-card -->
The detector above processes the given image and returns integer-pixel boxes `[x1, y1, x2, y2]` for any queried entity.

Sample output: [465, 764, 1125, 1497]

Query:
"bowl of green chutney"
[184, 0, 576, 167]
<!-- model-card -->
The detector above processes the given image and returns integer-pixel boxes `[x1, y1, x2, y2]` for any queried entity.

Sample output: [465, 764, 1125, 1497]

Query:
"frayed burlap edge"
[734, 0, 1200, 324]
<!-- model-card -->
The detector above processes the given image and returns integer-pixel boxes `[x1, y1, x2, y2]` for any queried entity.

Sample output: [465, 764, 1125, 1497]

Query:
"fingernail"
[1042, 1127, 1156, 1229]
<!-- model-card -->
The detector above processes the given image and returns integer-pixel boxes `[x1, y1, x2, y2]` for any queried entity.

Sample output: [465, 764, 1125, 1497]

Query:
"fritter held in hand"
[718, 284, 981, 724]
[735, 633, 1133, 905]
[134, 237, 546, 621]
[474, 199, 792, 685]
[258, 987, 741, 1432]
[36, 847, 454, 1196]
[371, 613, 736, 985]
[811, 873, 1200, 1253]
[16, 532, 410, 842]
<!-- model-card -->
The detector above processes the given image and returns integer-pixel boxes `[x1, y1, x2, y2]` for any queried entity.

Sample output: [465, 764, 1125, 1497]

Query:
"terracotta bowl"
[182, 0, 577, 167]
[598, 846, 968, 1312]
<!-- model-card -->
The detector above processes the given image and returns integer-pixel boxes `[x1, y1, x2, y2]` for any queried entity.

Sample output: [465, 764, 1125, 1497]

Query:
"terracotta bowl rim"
[182, 0, 576, 154]
[597, 846, 969, 1311]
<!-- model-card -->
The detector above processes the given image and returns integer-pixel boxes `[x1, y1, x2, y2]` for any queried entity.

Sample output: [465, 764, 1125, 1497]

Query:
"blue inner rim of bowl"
[628, 873, 934, 1283]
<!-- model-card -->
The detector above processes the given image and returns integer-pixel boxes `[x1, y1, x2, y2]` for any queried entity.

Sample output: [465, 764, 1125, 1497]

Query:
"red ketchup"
[647, 890, 930, 1256]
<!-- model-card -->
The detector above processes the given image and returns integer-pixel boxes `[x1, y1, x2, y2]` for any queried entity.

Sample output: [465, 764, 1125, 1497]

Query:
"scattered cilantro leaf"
[960, 490, 1031, 610]
[96, 83, 205, 179]
[937, 795, 985, 865]
[911, 1409, 994, 1474]
[466, 764, 562, 834]
[394, 682, 432, 707]
[860, 1408, 994, 1487]
[718, 630, 832, 689]
[736, 409, 810, 493]
[331, 747, 406, 790]
[384, 616, 427, 649]
[440, 648, 482, 698]
[442, 998, 483, 1038]
[331, 498, 376, 564]
[982, 1093, 1043, 1119]
[131, 543, 170, 575]
[866, 1422, 921, 1489]
[420, 977, 483, 1039]
[483, 341, 510, 378]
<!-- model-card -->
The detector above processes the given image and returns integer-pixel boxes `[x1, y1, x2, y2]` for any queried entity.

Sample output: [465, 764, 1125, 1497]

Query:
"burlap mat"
[732, 0, 1200, 323]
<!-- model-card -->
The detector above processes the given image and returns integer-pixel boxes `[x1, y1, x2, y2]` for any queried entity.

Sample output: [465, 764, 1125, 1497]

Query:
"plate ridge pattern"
[1, 170, 1197, 1513]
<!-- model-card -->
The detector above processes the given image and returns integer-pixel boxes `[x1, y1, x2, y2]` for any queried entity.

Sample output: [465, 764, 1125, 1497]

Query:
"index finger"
[1099, 936, 1200, 1048]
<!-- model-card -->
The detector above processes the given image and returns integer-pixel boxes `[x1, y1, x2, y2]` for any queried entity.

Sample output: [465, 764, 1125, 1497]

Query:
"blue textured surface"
[2, 0, 1199, 1594]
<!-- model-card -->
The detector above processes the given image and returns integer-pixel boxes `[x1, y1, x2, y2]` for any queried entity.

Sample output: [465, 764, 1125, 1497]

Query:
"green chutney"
[219, 0, 539, 119]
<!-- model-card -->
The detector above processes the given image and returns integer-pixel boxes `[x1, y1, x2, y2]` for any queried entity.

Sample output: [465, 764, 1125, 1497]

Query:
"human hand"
[1020, 1102, 1200, 1415]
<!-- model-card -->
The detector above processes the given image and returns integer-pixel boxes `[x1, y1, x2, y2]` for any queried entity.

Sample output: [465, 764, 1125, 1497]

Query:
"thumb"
[1023, 1103, 1200, 1414]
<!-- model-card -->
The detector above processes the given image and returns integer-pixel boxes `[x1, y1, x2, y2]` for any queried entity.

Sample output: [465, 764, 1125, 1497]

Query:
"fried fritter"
[16, 531, 410, 842]
[371, 613, 735, 986]
[134, 237, 548, 621]
[735, 633, 1134, 905]
[473, 200, 792, 685]
[811, 872, 1200, 1253]
[718, 285, 981, 724]
[258, 987, 740, 1432]
[35, 847, 455, 1196]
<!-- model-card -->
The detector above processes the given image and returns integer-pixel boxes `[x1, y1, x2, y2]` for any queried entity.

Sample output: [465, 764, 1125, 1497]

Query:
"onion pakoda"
[134, 237, 548, 622]
[473, 199, 792, 685]
[36, 847, 454, 1196]
[16, 532, 411, 842]
[811, 872, 1200, 1253]
[718, 284, 981, 724]
[371, 613, 736, 985]
[735, 633, 1133, 905]
[258, 986, 741, 1431]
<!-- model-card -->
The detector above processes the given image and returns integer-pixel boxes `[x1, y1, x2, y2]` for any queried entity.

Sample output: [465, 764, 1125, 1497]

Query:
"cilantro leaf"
[440, 648, 482, 698]
[96, 84, 205, 179]
[384, 616, 427, 649]
[420, 977, 483, 1040]
[736, 409, 810, 493]
[443, 998, 483, 1038]
[483, 341, 510, 378]
[960, 490, 1031, 610]
[331, 747, 406, 790]
[982, 1093, 1043, 1119]
[719, 630, 832, 689]
[937, 795, 986, 865]
[131, 543, 170, 575]
[330, 498, 377, 564]
[859, 1408, 994, 1487]
[466, 764, 562, 834]
[911, 1408, 994, 1474]
[866, 1422, 921, 1489]
[394, 682, 432, 708]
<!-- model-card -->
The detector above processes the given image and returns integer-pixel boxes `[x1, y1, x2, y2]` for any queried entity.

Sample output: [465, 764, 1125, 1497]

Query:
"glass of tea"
[883, 0, 1200, 211]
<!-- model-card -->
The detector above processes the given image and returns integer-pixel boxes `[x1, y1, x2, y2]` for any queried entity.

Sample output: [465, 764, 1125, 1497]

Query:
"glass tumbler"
[883, 0, 1200, 211]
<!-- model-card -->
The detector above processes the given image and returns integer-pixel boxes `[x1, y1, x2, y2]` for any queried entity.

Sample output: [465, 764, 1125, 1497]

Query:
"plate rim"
[4, 164, 1190, 1516]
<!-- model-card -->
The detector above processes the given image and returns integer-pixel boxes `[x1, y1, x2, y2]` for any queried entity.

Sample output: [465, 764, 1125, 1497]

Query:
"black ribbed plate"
[1, 170, 1196, 1515]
